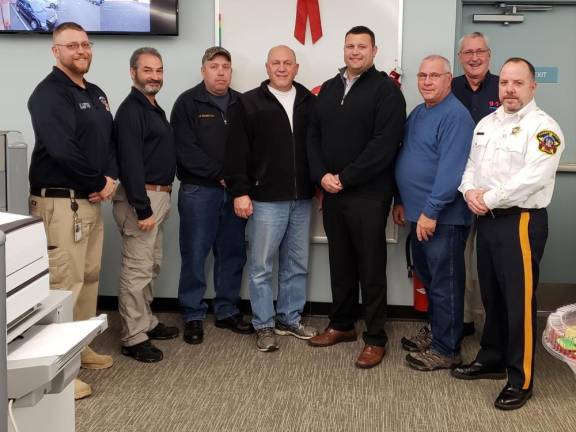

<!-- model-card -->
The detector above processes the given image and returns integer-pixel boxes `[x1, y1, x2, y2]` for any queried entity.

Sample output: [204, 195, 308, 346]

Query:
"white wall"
[0, 0, 459, 306]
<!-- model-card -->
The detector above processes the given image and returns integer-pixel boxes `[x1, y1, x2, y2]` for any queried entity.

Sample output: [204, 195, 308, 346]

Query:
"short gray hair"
[458, 32, 490, 52]
[130, 47, 162, 69]
[421, 55, 451, 73]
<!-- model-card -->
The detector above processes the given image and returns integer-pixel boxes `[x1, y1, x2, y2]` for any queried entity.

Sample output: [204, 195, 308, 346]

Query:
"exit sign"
[535, 67, 559, 83]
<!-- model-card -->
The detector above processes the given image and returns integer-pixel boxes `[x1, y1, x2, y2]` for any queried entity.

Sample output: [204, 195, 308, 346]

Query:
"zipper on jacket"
[268, 86, 302, 200]
[291, 134, 299, 199]
[220, 111, 228, 125]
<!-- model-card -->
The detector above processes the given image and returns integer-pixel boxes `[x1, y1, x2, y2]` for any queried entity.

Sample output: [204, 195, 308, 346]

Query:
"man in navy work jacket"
[171, 47, 253, 345]
[307, 26, 406, 369]
[393, 55, 475, 371]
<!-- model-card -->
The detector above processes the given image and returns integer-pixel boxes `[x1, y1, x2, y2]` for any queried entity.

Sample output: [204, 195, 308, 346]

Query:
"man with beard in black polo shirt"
[28, 22, 117, 400]
[112, 47, 179, 363]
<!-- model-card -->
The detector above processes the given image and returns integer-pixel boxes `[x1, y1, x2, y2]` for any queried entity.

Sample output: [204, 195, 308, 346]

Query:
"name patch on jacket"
[79, 102, 92, 110]
[198, 113, 215, 118]
[537, 130, 561, 155]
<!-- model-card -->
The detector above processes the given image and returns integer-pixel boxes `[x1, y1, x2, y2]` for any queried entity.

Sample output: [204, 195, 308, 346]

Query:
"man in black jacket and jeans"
[308, 26, 406, 368]
[226, 45, 318, 352]
[171, 47, 253, 345]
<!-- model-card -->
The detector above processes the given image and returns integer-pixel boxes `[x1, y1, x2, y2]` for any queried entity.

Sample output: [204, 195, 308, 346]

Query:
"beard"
[135, 74, 163, 96]
[143, 83, 162, 95]
[61, 54, 92, 75]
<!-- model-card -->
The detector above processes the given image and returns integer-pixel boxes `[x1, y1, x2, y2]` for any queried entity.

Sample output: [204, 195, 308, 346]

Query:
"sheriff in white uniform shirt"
[452, 57, 563, 411]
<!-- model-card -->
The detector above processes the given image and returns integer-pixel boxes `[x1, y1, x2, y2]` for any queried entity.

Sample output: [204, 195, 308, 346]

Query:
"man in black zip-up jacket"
[171, 47, 252, 346]
[225, 45, 318, 352]
[307, 26, 406, 369]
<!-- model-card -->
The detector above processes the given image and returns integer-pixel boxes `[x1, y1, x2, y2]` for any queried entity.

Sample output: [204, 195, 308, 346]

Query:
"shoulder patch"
[99, 96, 110, 112]
[537, 130, 561, 155]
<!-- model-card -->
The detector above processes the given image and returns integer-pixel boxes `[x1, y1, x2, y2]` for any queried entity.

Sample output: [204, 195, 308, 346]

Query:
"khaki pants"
[463, 221, 484, 323]
[112, 186, 171, 347]
[30, 195, 103, 321]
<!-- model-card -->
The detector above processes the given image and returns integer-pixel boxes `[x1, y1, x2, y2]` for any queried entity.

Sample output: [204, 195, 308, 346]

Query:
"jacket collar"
[193, 81, 238, 106]
[51, 66, 88, 89]
[128, 86, 165, 114]
[462, 71, 496, 91]
[260, 79, 311, 105]
[338, 64, 378, 82]
[495, 98, 537, 122]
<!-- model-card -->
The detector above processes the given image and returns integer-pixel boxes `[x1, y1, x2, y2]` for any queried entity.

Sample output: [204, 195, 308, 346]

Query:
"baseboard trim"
[97, 296, 428, 321]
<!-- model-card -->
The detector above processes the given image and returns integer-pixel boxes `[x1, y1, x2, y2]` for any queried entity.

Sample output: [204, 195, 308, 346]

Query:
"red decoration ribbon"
[294, 0, 323, 45]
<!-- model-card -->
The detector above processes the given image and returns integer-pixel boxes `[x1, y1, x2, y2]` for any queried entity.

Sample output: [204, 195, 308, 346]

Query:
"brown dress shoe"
[356, 345, 386, 368]
[308, 327, 357, 347]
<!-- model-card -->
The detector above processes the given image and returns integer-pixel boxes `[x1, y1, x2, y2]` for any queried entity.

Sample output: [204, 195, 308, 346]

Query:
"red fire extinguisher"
[406, 233, 428, 312]
[389, 67, 402, 88]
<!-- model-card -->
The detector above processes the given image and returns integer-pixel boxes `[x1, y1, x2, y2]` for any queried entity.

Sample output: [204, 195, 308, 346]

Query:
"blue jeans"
[411, 223, 469, 356]
[247, 199, 312, 330]
[178, 184, 247, 322]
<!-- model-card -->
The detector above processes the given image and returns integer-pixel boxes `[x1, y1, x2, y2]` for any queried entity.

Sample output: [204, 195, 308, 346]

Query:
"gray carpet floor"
[77, 312, 576, 432]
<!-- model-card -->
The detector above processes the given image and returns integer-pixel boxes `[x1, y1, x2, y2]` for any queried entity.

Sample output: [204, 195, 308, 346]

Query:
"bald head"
[267, 45, 297, 63]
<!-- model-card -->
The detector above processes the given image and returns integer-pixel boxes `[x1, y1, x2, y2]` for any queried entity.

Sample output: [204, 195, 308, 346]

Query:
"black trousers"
[322, 193, 391, 346]
[475, 208, 548, 390]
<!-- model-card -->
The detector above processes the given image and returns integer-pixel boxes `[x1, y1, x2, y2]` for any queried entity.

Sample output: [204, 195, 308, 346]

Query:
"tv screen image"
[0, 0, 178, 35]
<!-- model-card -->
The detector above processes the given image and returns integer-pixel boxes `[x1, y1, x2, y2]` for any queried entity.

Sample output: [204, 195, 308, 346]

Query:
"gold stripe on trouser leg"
[519, 212, 533, 390]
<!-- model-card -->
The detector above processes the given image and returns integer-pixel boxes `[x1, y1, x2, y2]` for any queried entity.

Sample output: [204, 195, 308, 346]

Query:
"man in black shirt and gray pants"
[28, 22, 117, 399]
[112, 47, 179, 363]
[308, 26, 406, 368]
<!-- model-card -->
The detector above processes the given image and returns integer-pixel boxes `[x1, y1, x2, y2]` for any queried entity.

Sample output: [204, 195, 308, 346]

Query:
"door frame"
[455, 0, 576, 75]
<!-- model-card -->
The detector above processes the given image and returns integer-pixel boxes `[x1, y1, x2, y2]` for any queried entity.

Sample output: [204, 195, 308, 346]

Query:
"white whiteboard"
[217, 0, 402, 243]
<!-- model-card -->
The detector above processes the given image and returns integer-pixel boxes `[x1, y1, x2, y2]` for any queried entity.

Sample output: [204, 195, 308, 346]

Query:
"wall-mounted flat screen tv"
[0, 0, 178, 35]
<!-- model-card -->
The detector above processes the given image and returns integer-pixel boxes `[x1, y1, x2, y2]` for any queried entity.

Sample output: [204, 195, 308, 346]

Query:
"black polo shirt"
[28, 67, 117, 193]
[451, 72, 500, 124]
[114, 87, 176, 219]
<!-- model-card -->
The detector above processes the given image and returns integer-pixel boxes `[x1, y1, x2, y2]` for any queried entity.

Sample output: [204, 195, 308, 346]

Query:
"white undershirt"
[268, 85, 296, 131]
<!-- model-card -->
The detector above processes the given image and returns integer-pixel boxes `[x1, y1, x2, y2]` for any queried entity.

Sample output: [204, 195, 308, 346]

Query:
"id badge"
[74, 218, 83, 242]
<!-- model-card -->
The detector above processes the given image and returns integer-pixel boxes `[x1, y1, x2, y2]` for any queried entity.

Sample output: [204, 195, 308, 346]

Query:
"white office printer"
[1, 212, 108, 432]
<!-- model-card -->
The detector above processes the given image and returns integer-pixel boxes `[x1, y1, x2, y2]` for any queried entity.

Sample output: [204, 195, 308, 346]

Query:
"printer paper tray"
[7, 315, 108, 400]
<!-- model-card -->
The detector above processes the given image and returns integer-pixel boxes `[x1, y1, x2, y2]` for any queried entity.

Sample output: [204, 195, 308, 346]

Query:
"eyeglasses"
[54, 42, 94, 51]
[417, 72, 450, 81]
[459, 49, 490, 58]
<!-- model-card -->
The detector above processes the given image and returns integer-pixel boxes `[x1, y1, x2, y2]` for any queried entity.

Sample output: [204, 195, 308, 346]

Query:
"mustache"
[145, 80, 162, 85]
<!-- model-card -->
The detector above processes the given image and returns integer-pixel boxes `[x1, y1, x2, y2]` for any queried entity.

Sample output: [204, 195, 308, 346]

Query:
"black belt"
[484, 207, 537, 218]
[30, 188, 90, 199]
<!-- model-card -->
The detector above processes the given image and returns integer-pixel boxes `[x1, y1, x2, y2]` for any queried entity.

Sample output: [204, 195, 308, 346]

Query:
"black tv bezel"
[0, 0, 179, 36]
